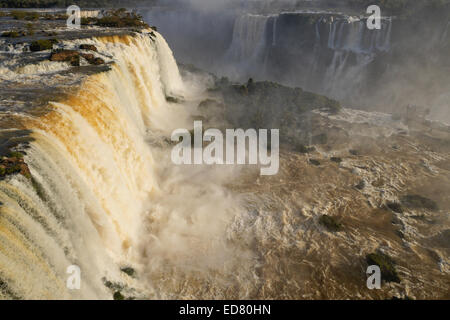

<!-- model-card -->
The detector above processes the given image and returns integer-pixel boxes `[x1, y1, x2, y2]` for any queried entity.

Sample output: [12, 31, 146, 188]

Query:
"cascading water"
[318, 17, 393, 100]
[0, 32, 187, 299]
[219, 12, 393, 102]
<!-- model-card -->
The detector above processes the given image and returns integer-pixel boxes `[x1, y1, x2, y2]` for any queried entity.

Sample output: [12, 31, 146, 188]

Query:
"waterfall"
[327, 17, 392, 53]
[0, 32, 185, 299]
[226, 14, 271, 62]
[272, 16, 278, 46]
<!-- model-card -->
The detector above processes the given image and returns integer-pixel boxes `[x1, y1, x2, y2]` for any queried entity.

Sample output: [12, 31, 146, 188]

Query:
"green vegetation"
[113, 291, 124, 300]
[366, 252, 400, 283]
[29, 38, 57, 51]
[1, 30, 22, 37]
[80, 9, 148, 28]
[319, 215, 342, 232]
[8, 151, 24, 158]
[10, 10, 39, 20]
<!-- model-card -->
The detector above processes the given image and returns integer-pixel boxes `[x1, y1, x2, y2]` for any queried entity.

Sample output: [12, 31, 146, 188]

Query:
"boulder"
[50, 49, 80, 66]
[366, 252, 400, 283]
[30, 39, 58, 52]
[90, 57, 105, 65]
[319, 215, 342, 232]
[80, 53, 94, 61]
[79, 44, 98, 52]
[0, 151, 31, 179]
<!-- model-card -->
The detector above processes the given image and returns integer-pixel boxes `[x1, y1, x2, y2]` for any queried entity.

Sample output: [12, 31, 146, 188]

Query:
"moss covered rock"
[0, 152, 31, 179]
[113, 291, 125, 300]
[366, 252, 400, 283]
[30, 39, 57, 52]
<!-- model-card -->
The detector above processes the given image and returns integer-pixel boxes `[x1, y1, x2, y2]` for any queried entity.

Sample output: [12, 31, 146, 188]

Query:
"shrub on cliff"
[93, 9, 148, 28]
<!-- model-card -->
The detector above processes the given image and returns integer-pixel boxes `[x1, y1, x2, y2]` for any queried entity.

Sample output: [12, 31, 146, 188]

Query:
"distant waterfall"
[317, 17, 393, 100]
[223, 13, 279, 80]
[326, 17, 392, 53]
[226, 14, 271, 62]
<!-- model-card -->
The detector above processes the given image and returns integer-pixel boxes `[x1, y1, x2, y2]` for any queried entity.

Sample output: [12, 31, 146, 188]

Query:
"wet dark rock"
[355, 180, 366, 190]
[319, 215, 342, 232]
[330, 157, 342, 163]
[80, 53, 94, 61]
[387, 201, 404, 213]
[166, 96, 181, 103]
[79, 44, 98, 52]
[91, 57, 105, 65]
[0, 151, 31, 179]
[120, 267, 135, 277]
[1, 31, 24, 38]
[401, 194, 438, 211]
[366, 252, 400, 283]
[80, 53, 105, 65]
